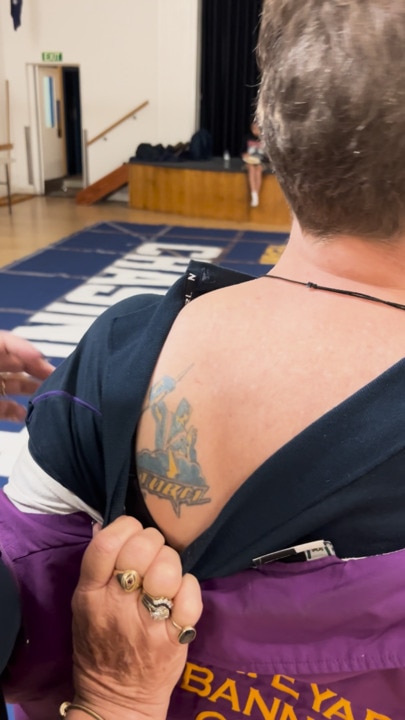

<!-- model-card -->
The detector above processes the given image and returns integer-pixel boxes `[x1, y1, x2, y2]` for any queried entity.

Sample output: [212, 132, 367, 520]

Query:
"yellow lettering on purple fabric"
[180, 664, 394, 720]
[279, 702, 299, 720]
[209, 679, 241, 711]
[311, 685, 338, 711]
[323, 698, 355, 720]
[271, 675, 300, 700]
[181, 662, 214, 696]
[242, 690, 281, 719]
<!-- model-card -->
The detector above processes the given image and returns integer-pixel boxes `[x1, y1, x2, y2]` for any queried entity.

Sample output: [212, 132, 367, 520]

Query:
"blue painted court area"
[0, 220, 288, 489]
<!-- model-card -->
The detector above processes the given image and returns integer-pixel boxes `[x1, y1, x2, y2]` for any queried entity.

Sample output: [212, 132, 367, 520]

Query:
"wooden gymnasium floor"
[0, 195, 291, 269]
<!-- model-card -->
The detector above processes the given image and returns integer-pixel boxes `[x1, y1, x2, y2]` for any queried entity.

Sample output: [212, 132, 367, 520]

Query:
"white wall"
[0, 0, 200, 192]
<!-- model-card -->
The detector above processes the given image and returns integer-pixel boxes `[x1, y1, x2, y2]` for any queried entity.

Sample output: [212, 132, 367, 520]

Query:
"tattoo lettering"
[137, 372, 211, 516]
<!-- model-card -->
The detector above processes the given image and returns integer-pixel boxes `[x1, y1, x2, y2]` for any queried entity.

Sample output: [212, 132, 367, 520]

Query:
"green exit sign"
[42, 52, 63, 62]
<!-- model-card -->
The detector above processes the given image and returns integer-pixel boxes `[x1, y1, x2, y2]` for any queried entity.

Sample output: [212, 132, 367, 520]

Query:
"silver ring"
[141, 591, 173, 621]
[113, 569, 143, 593]
[171, 619, 197, 644]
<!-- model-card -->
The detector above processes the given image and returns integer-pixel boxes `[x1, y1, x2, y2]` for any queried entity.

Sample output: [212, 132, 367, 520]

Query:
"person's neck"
[273, 217, 405, 294]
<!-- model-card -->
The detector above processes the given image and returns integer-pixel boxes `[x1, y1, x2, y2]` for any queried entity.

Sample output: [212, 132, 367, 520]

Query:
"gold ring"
[141, 591, 173, 621]
[0, 374, 6, 397]
[171, 619, 197, 645]
[114, 569, 143, 593]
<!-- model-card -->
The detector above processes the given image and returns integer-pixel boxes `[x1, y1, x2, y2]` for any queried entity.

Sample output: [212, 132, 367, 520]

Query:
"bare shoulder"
[135, 273, 405, 550]
[135, 277, 262, 550]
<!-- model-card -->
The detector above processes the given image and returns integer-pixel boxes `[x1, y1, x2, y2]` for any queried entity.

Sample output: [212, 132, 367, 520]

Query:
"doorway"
[36, 64, 82, 195]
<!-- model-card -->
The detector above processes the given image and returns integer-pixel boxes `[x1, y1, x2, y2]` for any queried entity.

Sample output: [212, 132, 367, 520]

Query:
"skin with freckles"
[71, 517, 202, 720]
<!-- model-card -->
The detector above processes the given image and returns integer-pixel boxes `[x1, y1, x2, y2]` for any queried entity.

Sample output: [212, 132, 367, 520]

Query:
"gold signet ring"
[114, 569, 142, 593]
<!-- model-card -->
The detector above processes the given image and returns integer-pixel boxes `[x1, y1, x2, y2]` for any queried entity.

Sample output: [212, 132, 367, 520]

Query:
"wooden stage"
[128, 158, 291, 228]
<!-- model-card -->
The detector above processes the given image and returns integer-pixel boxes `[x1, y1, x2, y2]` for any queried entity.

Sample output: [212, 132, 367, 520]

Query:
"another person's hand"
[70, 517, 203, 720]
[0, 331, 54, 421]
[241, 152, 261, 165]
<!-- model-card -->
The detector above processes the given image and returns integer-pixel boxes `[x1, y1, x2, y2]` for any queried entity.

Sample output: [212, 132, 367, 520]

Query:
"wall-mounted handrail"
[86, 100, 149, 146]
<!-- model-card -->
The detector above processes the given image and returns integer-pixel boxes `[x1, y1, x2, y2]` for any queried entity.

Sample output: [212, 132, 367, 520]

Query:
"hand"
[71, 517, 203, 720]
[241, 152, 261, 165]
[0, 331, 54, 421]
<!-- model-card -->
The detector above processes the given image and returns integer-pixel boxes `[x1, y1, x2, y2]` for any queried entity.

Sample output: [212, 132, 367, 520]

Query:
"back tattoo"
[137, 370, 211, 517]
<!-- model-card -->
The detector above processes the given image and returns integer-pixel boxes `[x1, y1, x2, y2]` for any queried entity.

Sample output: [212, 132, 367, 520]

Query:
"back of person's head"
[257, 1, 405, 240]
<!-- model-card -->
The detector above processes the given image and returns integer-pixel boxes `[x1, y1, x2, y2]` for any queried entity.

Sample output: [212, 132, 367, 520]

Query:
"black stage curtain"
[200, 0, 263, 158]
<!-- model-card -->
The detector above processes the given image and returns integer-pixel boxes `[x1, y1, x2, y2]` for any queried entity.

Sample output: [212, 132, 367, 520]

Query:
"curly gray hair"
[257, 0, 405, 240]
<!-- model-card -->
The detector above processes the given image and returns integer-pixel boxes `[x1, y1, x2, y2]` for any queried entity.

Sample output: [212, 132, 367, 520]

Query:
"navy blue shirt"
[26, 261, 405, 580]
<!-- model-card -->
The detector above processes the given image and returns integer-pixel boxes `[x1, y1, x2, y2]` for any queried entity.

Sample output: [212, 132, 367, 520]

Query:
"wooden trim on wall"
[87, 100, 149, 146]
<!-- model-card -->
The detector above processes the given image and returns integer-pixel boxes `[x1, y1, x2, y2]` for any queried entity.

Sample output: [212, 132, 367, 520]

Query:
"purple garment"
[0, 491, 93, 720]
[168, 552, 405, 719]
[2, 487, 405, 719]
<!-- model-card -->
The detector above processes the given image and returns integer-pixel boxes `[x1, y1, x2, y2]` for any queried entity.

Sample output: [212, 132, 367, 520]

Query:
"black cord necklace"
[264, 274, 405, 311]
